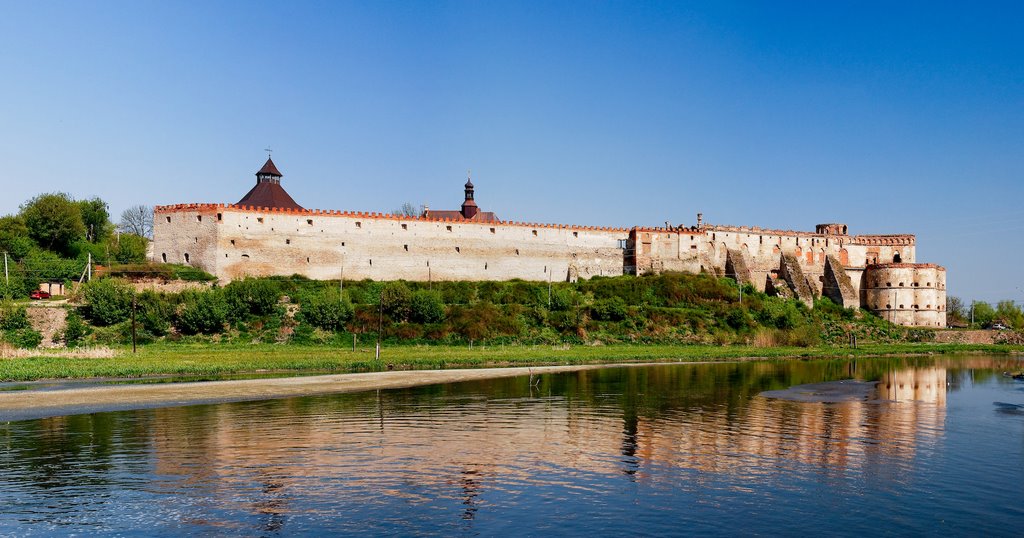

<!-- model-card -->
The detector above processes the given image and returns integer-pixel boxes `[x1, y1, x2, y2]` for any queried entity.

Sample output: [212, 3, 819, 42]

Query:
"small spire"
[465, 169, 474, 187]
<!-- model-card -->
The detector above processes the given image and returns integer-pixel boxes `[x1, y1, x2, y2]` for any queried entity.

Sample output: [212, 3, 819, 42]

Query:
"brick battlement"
[153, 203, 629, 233]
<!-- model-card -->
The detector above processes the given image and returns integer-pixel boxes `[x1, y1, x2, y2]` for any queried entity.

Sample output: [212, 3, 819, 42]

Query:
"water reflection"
[1, 355, 1023, 536]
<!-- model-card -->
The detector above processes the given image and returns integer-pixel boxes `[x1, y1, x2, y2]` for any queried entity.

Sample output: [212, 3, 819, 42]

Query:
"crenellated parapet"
[154, 203, 629, 233]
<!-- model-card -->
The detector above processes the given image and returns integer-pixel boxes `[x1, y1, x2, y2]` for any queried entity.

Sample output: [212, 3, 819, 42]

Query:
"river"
[2, 354, 1023, 536]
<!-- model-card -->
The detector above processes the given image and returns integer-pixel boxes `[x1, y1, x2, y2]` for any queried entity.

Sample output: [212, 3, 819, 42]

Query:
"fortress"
[153, 158, 947, 327]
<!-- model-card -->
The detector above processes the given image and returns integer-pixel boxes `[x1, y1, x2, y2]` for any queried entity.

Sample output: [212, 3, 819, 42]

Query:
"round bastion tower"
[863, 264, 947, 327]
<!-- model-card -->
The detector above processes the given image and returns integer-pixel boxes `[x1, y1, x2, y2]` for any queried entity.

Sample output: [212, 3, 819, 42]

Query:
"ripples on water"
[2, 355, 1024, 536]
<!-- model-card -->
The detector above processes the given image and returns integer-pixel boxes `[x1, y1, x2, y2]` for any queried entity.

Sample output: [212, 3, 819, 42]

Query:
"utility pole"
[87, 253, 92, 282]
[339, 255, 344, 297]
[548, 268, 552, 308]
[971, 301, 975, 326]
[375, 300, 383, 361]
[131, 294, 138, 354]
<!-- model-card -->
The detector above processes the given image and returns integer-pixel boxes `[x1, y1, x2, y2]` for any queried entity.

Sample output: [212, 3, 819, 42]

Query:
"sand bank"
[0, 363, 668, 422]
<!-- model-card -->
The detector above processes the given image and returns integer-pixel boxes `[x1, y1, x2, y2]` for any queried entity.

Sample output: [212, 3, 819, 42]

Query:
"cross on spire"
[265, 147, 273, 158]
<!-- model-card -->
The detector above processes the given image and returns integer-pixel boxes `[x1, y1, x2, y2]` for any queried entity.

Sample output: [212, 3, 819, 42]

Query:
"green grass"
[1, 342, 1020, 382]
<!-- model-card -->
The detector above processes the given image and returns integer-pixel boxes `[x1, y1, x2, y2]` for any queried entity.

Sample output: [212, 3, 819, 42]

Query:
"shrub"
[176, 290, 228, 335]
[62, 310, 89, 346]
[380, 281, 413, 321]
[410, 290, 445, 323]
[0, 303, 30, 331]
[550, 287, 583, 312]
[83, 278, 133, 326]
[591, 296, 628, 321]
[299, 290, 354, 331]
[137, 291, 172, 336]
[7, 328, 42, 349]
[224, 278, 281, 321]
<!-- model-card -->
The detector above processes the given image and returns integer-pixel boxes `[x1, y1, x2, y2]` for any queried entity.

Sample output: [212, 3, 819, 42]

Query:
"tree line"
[0, 193, 153, 298]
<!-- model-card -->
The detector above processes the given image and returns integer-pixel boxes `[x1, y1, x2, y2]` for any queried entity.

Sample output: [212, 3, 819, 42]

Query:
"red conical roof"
[257, 157, 282, 177]
[237, 182, 304, 210]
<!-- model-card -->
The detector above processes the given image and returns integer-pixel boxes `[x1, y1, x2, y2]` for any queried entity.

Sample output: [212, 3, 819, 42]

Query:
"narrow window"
[165, 216, 171, 223]
[455, 246, 461, 253]
[447, 225, 453, 232]
[404, 244, 409, 251]
[356, 221, 361, 228]
[341, 242, 346, 247]
[230, 239, 235, 246]
[485, 263, 488, 270]
[286, 239, 291, 245]
[217, 213, 222, 221]
[161, 253, 167, 263]
[307, 257, 310, 263]
[490, 227, 496, 234]
[196, 215, 202, 222]
[515, 249, 520, 256]
[573, 231, 578, 238]
[532, 230, 538, 236]
[402, 223, 408, 230]
[307, 219, 313, 225]
[257, 217, 264, 223]
[184, 253, 190, 263]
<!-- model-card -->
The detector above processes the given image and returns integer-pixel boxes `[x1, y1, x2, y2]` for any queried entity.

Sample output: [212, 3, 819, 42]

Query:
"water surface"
[2, 355, 1024, 536]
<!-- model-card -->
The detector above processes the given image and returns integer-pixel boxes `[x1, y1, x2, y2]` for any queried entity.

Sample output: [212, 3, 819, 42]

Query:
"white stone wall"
[154, 205, 627, 283]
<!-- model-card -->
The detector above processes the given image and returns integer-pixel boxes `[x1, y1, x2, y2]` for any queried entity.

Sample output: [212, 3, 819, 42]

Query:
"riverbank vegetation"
[1, 269, 1022, 353]
[4, 272, 964, 351]
[0, 341, 1018, 382]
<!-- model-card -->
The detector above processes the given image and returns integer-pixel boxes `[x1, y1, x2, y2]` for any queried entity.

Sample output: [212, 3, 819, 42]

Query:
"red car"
[30, 290, 51, 300]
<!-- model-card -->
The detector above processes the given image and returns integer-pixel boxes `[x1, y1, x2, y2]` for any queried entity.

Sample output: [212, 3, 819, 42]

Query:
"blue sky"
[1, 1, 1021, 303]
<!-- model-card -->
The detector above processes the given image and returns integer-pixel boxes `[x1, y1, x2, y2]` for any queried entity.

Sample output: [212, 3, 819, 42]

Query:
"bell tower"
[461, 171, 479, 219]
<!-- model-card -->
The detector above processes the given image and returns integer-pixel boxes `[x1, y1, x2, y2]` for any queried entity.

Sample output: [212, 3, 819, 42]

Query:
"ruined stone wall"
[154, 204, 627, 283]
[630, 224, 916, 299]
[862, 264, 947, 327]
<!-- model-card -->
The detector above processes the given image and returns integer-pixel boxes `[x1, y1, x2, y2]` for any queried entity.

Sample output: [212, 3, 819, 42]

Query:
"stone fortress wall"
[153, 204, 628, 284]
[151, 160, 946, 327]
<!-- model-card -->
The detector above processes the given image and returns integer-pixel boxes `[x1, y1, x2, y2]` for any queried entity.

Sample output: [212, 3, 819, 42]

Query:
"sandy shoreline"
[0, 363, 675, 422]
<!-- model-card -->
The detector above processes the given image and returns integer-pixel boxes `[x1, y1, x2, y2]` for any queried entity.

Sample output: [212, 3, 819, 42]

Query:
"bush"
[176, 290, 228, 335]
[6, 328, 42, 349]
[83, 278, 133, 326]
[410, 290, 445, 323]
[62, 310, 89, 346]
[591, 296, 627, 321]
[137, 291, 172, 336]
[0, 303, 30, 331]
[380, 282, 413, 321]
[299, 290, 354, 331]
[224, 278, 281, 321]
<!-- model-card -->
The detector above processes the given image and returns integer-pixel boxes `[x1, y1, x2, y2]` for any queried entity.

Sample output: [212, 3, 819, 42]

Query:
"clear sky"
[1, 1, 1021, 303]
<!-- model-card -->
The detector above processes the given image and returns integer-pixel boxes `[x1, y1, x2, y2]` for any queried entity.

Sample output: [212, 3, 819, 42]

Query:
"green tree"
[995, 300, 1024, 329]
[82, 278, 134, 326]
[971, 301, 995, 327]
[20, 193, 86, 255]
[379, 281, 413, 321]
[223, 278, 281, 321]
[299, 289, 354, 331]
[410, 290, 445, 323]
[78, 197, 111, 243]
[176, 290, 228, 334]
[0, 215, 35, 259]
[113, 233, 148, 264]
